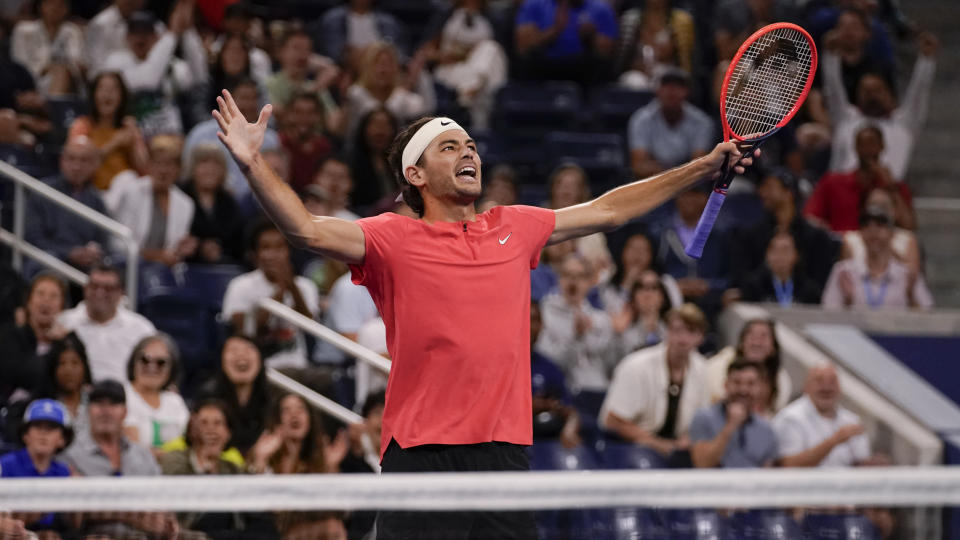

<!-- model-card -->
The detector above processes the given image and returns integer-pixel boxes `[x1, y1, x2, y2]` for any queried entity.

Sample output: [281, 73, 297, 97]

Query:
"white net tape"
[3, 467, 960, 513]
[724, 26, 813, 138]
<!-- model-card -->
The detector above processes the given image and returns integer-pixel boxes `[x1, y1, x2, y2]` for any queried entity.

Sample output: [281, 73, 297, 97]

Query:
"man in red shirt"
[804, 125, 913, 232]
[213, 89, 756, 539]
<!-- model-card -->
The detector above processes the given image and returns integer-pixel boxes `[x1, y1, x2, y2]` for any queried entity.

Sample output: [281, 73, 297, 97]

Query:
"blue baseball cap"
[20, 399, 74, 447]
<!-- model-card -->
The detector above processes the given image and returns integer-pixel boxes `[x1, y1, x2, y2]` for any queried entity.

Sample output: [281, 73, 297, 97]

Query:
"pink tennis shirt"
[349, 205, 556, 459]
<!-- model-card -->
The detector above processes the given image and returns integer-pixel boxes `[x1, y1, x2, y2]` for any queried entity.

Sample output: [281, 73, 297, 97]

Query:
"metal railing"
[0, 161, 140, 304]
[258, 298, 391, 425]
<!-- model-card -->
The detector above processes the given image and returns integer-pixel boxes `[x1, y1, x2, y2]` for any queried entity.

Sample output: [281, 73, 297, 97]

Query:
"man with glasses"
[58, 265, 155, 382]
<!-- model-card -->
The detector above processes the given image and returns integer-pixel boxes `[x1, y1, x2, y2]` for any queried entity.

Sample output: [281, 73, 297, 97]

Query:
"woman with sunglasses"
[122, 334, 189, 456]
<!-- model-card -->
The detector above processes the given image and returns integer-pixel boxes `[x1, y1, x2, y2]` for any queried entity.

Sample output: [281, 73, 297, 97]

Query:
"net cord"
[3, 467, 960, 513]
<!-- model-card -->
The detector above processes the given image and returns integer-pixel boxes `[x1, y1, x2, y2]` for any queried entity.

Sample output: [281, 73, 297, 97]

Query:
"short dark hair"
[247, 218, 281, 253]
[43, 332, 93, 397]
[280, 28, 311, 48]
[289, 91, 321, 110]
[361, 390, 386, 418]
[227, 76, 258, 96]
[126, 333, 182, 390]
[727, 359, 764, 378]
[26, 272, 68, 310]
[386, 116, 436, 217]
[185, 398, 233, 447]
[89, 263, 124, 288]
[856, 124, 884, 144]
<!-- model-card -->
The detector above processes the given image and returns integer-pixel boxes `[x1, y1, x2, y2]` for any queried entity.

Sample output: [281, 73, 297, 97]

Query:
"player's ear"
[405, 165, 425, 188]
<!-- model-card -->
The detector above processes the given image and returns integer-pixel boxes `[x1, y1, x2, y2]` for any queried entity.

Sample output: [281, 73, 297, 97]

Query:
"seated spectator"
[84, 0, 145, 75]
[737, 232, 822, 306]
[183, 143, 244, 263]
[0, 53, 38, 147]
[341, 390, 385, 474]
[0, 399, 74, 534]
[612, 270, 672, 356]
[706, 318, 792, 417]
[514, 0, 618, 84]
[63, 379, 180, 538]
[602, 231, 681, 314]
[416, 0, 508, 129]
[248, 394, 348, 535]
[183, 78, 280, 198]
[615, 0, 696, 88]
[600, 303, 710, 460]
[805, 125, 913, 233]
[535, 254, 615, 392]
[10, 0, 84, 96]
[476, 164, 519, 212]
[58, 264, 157, 382]
[348, 107, 399, 211]
[0, 261, 25, 328]
[649, 184, 729, 317]
[530, 302, 580, 449]
[690, 361, 778, 468]
[316, 0, 406, 70]
[25, 136, 108, 272]
[713, 0, 796, 62]
[195, 335, 271, 456]
[101, 4, 208, 137]
[0, 274, 68, 406]
[546, 163, 613, 280]
[208, 10, 272, 101]
[68, 72, 148, 191]
[774, 364, 871, 468]
[279, 92, 336, 194]
[223, 221, 320, 370]
[345, 42, 433, 139]
[105, 135, 198, 266]
[842, 186, 920, 276]
[732, 168, 838, 292]
[628, 68, 712, 178]
[122, 334, 189, 453]
[531, 239, 576, 302]
[38, 333, 93, 441]
[309, 155, 361, 221]
[265, 28, 342, 135]
[822, 205, 933, 310]
[823, 29, 938, 181]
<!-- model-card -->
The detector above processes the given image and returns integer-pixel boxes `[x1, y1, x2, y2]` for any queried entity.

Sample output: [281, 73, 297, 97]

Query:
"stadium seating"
[493, 82, 582, 135]
[802, 513, 880, 540]
[597, 440, 668, 470]
[540, 131, 629, 190]
[585, 86, 654, 133]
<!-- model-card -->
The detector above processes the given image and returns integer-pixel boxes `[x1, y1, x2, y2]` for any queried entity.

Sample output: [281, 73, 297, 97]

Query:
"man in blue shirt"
[0, 399, 74, 531]
[689, 361, 778, 468]
[515, 0, 618, 83]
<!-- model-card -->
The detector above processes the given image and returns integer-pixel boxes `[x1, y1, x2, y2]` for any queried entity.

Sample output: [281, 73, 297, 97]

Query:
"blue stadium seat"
[529, 440, 598, 472]
[659, 508, 726, 540]
[585, 86, 654, 132]
[493, 82, 581, 135]
[0, 144, 39, 170]
[541, 131, 629, 189]
[802, 513, 880, 540]
[182, 263, 245, 310]
[598, 441, 667, 470]
[591, 507, 662, 540]
[432, 83, 471, 128]
[726, 509, 801, 540]
[46, 96, 88, 134]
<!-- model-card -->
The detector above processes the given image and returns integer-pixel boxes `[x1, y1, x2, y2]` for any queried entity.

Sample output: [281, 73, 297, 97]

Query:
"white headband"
[401, 117, 466, 171]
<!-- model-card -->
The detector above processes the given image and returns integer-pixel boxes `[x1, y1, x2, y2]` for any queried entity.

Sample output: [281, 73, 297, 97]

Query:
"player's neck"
[420, 201, 476, 225]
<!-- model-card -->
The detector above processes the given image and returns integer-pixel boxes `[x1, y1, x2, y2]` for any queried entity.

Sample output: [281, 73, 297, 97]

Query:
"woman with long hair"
[348, 107, 399, 212]
[42, 332, 93, 436]
[613, 270, 672, 356]
[67, 71, 148, 190]
[183, 143, 244, 263]
[706, 319, 792, 416]
[603, 231, 682, 313]
[197, 335, 271, 455]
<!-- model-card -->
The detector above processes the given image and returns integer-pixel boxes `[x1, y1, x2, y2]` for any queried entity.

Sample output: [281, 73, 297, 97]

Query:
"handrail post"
[12, 181, 24, 270]
[125, 240, 138, 307]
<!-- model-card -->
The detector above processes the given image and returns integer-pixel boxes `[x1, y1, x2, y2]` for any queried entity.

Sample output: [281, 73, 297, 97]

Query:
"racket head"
[720, 22, 818, 143]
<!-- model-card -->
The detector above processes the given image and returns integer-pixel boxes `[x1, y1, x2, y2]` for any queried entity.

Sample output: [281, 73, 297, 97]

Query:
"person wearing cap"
[821, 203, 933, 310]
[213, 87, 757, 538]
[99, 1, 208, 137]
[0, 399, 74, 532]
[627, 68, 714, 179]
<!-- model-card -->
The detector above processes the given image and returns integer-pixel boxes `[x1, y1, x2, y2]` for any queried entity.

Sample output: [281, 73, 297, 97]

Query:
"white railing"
[258, 298, 391, 424]
[0, 161, 140, 305]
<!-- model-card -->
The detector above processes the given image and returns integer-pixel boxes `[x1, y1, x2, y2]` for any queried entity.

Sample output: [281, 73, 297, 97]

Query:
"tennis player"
[213, 89, 756, 539]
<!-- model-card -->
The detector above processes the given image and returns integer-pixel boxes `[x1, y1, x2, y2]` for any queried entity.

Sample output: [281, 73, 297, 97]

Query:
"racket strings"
[724, 27, 813, 139]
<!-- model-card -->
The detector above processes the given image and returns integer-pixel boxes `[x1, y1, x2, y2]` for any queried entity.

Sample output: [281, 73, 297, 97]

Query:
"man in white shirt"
[535, 254, 615, 392]
[599, 303, 711, 457]
[84, 0, 144, 75]
[58, 265, 156, 382]
[100, 6, 208, 138]
[773, 364, 871, 468]
[222, 221, 320, 369]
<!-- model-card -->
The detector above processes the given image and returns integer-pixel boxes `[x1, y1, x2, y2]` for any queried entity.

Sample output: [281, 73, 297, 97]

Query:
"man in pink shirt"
[213, 89, 756, 539]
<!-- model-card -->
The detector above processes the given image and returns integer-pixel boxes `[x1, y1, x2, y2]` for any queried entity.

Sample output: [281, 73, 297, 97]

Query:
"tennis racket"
[684, 22, 818, 259]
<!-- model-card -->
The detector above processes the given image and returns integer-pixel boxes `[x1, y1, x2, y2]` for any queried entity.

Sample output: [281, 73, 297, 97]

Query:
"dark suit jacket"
[739, 265, 822, 305]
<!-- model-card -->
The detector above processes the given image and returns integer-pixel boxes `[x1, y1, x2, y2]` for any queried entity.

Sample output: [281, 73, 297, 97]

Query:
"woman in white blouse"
[122, 334, 190, 455]
[10, 0, 84, 94]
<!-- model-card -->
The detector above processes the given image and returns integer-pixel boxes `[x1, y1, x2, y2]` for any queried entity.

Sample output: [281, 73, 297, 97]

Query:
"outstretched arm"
[549, 142, 755, 245]
[214, 90, 365, 265]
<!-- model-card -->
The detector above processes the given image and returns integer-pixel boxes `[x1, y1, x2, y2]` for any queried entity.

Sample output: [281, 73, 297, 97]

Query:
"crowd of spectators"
[0, 0, 940, 538]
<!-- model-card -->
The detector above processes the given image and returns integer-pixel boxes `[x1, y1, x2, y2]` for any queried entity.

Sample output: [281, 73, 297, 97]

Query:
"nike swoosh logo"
[499, 233, 512, 245]
[440, 120, 452, 126]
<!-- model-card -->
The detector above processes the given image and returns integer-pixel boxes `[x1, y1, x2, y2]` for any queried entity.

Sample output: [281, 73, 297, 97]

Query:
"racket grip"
[684, 190, 727, 259]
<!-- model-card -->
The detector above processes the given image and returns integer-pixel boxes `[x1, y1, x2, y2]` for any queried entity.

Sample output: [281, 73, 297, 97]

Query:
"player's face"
[417, 130, 482, 205]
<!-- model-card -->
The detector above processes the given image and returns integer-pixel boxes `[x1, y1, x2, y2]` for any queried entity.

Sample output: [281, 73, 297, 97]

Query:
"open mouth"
[456, 165, 478, 182]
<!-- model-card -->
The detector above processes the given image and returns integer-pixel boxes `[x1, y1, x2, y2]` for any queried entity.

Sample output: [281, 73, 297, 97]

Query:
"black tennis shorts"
[374, 439, 539, 540]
